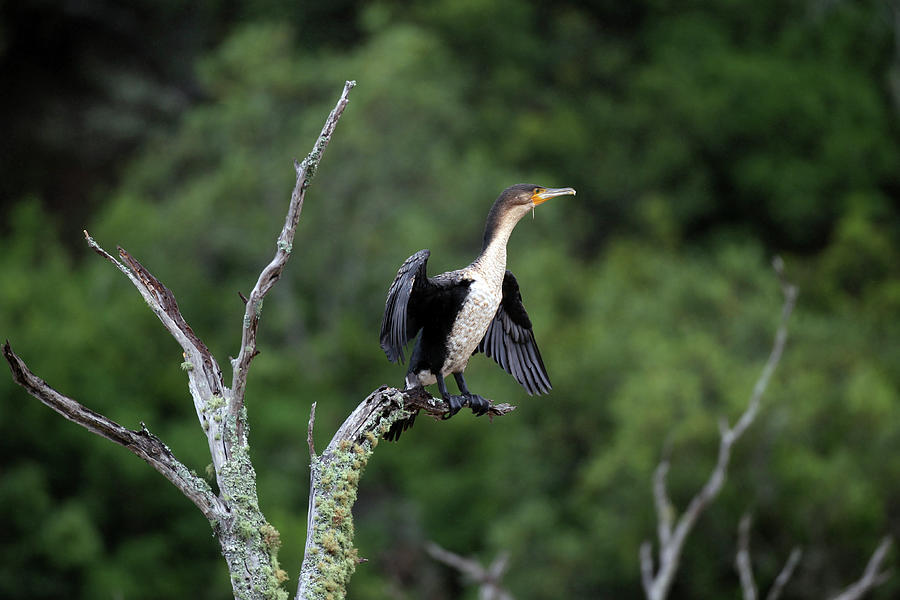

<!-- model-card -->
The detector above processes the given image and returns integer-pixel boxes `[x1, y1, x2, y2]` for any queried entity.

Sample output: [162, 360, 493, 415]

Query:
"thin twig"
[307, 402, 317, 459]
[230, 80, 357, 444]
[829, 537, 893, 600]
[735, 514, 758, 600]
[426, 541, 514, 600]
[640, 258, 798, 600]
[765, 547, 802, 600]
[654, 459, 673, 549]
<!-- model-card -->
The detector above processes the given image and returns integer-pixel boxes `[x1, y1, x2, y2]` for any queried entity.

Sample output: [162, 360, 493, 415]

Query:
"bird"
[379, 183, 576, 440]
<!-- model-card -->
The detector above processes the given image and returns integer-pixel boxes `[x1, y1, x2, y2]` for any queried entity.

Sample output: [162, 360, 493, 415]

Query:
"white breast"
[440, 275, 502, 376]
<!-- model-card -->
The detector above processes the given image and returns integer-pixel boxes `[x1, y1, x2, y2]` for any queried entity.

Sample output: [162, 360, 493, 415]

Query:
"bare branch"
[735, 514, 758, 600]
[9, 81, 357, 600]
[2, 341, 223, 520]
[307, 401, 318, 459]
[640, 259, 798, 600]
[765, 547, 802, 600]
[230, 80, 357, 443]
[829, 537, 893, 600]
[640, 542, 655, 597]
[426, 541, 514, 600]
[297, 385, 515, 599]
[735, 513, 803, 600]
[653, 459, 673, 549]
[84, 231, 231, 474]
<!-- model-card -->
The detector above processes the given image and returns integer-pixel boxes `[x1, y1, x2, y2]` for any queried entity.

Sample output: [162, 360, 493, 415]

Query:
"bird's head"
[482, 183, 576, 249]
[499, 183, 577, 217]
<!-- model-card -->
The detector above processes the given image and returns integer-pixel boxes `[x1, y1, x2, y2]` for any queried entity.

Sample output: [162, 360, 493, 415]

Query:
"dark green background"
[2, 1, 899, 598]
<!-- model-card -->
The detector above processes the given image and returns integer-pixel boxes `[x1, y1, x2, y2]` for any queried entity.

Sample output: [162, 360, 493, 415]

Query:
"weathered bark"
[4, 81, 356, 600]
[296, 386, 515, 600]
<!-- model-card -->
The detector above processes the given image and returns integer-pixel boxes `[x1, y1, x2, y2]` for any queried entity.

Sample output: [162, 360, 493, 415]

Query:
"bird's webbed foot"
[442, 395, 467, 420]
[451, 373, 491, 417]
[465, 393, 491, 416]
[437, 376, 466, 419]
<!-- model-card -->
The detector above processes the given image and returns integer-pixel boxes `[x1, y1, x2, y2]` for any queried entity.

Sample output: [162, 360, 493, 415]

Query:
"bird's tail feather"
[384, 411, 418, 442]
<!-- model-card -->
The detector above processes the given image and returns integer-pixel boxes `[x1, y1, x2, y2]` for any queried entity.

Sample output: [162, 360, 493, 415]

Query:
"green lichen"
[277, 239, 292, 253]
[206, 395, 226, 412]
[299, 391, 413, 599]
[214, 414, 289, 600]
[260, 523, 281, 551]
[237, 518, 255, 540]
[180, 360, 194, 371]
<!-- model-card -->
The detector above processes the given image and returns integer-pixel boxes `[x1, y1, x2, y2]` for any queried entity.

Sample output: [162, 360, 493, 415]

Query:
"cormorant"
[380, 184, 576, 440]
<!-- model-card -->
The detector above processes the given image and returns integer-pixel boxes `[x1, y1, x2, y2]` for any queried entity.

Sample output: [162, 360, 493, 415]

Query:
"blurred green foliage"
[2, 1, 900, 599]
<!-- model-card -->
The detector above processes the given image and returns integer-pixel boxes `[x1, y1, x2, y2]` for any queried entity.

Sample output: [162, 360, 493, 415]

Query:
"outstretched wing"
[380, 249, 431, 364]
[476, 270, 552, 395]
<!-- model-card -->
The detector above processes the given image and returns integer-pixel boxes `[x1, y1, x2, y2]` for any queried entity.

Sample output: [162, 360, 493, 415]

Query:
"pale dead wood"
[734, 513, 803, 600]
[736, 514, 758, 600]
[231, 80, 356, 444]
[83, 232, 232, 477]
[2, 341, 223, 520]
[640, 258, 799, 600]
[765, 547, 802, 600]
[4, 81, 358, 600]
[426, 541, 514, 600]
[829, 537, 893, 600]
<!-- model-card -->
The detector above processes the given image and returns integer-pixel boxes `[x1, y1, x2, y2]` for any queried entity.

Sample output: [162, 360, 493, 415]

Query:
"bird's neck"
[471, 214, 519, 288]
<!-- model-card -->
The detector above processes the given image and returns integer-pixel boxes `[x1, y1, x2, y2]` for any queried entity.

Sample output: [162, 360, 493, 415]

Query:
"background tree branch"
[426, 541, 514, 600]
[734, 513, 802, 600]
[829, 537, 893, 600]
[640, 258, 799, 600]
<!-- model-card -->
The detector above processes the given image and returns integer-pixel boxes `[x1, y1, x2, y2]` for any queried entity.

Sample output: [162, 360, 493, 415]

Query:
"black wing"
[476, 270, 552, 395]
[380, 249, 431, 364]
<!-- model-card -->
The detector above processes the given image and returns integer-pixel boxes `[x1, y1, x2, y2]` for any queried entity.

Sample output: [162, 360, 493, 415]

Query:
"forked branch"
[830, 537, 893, 600]
[426, 541, 514, 600]
[231, 81, 356, 443]
[296, 385, 515, 599]
[640, 257, 799, 600]
[4, 81, 357, 600]
[734, 513, 802, 600]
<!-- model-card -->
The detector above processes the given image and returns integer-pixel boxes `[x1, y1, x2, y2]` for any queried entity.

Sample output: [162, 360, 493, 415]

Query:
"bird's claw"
[467, 394, 491, 416]
[442, 395, 466, 419]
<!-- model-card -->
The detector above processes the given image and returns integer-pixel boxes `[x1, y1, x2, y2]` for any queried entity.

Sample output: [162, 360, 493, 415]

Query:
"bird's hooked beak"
[531, 187, 577, 206]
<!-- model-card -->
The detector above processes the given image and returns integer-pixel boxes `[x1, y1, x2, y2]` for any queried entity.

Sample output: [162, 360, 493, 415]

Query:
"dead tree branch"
[639, 258, 798, 600]
[736, 514, 759, 600]
[734, 513, 802, 600]
[426, 541, 514, 600]
[296, 386, 515, 600]
[764, 547, 802, 600]
[2, 342, 223, 520]
[829, 537, 893, 600]
[3, 81, 356, 600]
[231, 80, 355, 444]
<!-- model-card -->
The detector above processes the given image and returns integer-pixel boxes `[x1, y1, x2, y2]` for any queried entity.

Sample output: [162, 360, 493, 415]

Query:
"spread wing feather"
[380, 249, 431, 363]
[477, 270, 551, 395]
